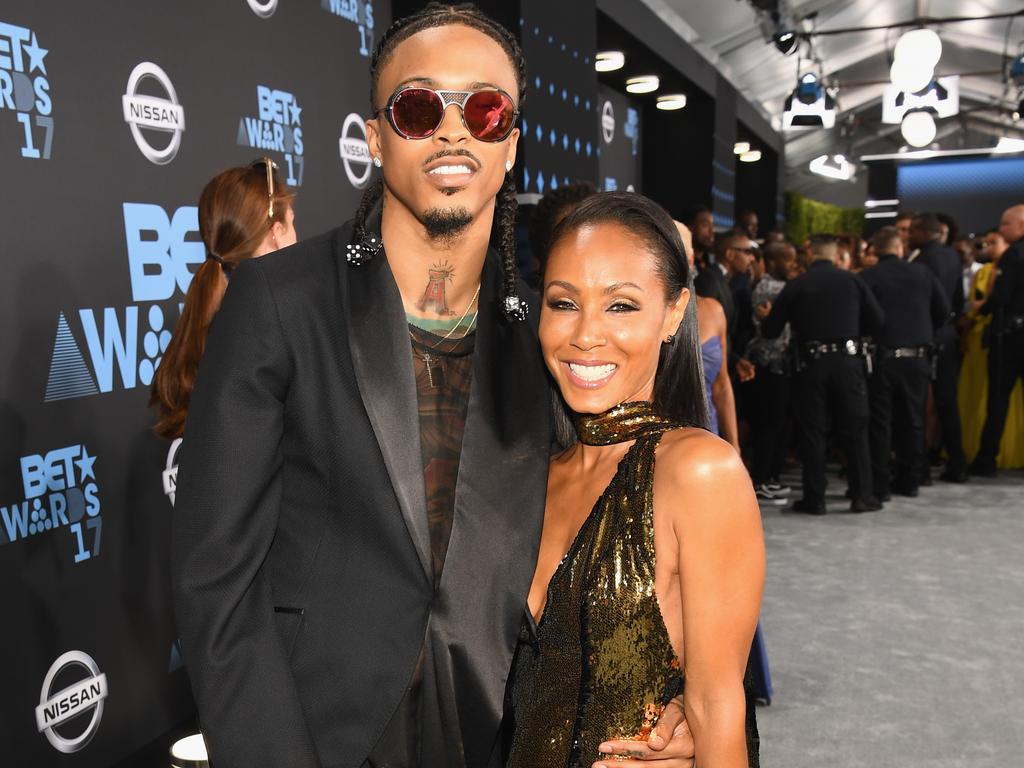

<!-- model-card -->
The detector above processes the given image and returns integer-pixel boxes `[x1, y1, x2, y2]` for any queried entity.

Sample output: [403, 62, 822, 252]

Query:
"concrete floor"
[757, 469, 1024, 768]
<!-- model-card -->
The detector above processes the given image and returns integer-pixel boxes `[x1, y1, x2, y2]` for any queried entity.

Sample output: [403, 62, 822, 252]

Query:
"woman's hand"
[593, 697, 695, 767]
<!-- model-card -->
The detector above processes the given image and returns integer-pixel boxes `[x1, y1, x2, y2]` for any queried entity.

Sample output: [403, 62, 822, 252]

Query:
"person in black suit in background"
[171, 5, 695, 768]
[860, 227, 949, 500]
[762, 235, 885, 514]
[972, 204, 1024, 476]
[909, 213, 968, 482]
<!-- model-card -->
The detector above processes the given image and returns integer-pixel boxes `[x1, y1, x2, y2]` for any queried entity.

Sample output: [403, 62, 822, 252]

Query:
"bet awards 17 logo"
[237, 85, 304, 185]
[44, 203, 201, 402]
[1, 443, 102, 565]
[122, 62, 185, 165]
[36, 650, 108, 753]
[322, 0, 375, 57]
[0, 19, 54, 159]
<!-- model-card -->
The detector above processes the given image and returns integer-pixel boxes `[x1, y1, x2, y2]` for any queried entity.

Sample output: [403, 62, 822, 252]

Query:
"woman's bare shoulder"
[655, 428, 756, 520]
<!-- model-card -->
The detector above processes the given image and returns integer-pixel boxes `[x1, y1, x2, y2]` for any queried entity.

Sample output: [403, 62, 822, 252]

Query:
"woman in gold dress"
[958, 230, 1024, 467]
[507, 193, 764, 768]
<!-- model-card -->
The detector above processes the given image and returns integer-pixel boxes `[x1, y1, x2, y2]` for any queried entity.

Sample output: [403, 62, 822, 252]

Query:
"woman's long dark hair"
[545, 192, 710, 445]
[352, 2, 527, 320]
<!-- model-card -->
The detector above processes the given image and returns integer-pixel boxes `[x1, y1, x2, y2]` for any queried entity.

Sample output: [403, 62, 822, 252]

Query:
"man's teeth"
[568, 363, 616, 381]
[429, 165, 473, 175]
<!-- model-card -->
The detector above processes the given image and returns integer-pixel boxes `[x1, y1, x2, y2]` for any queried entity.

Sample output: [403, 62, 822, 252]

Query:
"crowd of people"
[524, 193, 1024, 514]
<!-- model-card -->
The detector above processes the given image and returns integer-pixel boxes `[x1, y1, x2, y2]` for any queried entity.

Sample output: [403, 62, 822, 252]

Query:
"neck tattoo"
[409, 283, 480, 389]
[416, 260, 456, 316]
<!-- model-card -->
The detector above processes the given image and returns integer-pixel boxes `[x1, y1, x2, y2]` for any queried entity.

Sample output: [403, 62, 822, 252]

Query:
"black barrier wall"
[0, 2, 388, 764]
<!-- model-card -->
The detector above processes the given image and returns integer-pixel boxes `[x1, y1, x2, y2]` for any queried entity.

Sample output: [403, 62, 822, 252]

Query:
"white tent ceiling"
[641, 0, 1024, 203]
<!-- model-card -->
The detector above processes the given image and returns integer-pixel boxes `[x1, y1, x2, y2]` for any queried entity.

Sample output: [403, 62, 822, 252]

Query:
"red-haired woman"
[152, 160, 296, 496]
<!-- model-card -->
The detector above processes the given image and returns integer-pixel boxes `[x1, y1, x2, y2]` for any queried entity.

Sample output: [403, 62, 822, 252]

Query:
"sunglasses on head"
[376, 85, 518, 143]
[250, 157, 278, 220]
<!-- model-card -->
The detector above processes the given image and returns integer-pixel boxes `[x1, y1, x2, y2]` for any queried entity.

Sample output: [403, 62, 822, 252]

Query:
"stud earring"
[664, 334, 675, 345]
[505, 160, 513, 172]
[372, 156, 382, 168]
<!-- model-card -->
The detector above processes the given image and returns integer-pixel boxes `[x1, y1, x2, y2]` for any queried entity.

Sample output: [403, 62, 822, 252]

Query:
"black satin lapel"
[444, 258, 551, 767]
[343, 248, 432, 582]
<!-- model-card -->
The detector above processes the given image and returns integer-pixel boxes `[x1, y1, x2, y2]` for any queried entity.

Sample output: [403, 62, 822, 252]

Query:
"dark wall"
[0, 1, 387, 764]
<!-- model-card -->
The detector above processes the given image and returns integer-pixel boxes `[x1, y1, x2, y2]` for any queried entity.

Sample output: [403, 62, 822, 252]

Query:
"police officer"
[909, 213, 967, 482]
[762, 234, 885, 514]
[972, 203, 1024, 475]
[860, 226, 949, 499]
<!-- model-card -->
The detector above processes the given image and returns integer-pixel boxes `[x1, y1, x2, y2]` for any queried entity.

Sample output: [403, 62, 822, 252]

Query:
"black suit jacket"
[913, 240, 962, 343]
[981, 237, 1024, 318]
[172, 220, 550, 768]
[859, 254, 949, 347]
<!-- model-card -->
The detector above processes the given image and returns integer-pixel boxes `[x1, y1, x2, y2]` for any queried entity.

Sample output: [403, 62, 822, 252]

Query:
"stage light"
[734, 141, 751, 154]
[595, 51, 625, 73]
[900, 110, 936, 148]
[625, 76, 659, 94]
[890, 58, 933, 95]
[809, 153, 854, 180]
[656, 94, 687, 110]
[782, 72, 836, 130]
[170, 733, 209, 768]
[882, 76, 959, 124]
[773, 30, 798, 55]
[739, 150, 762, 163]
[894, 29, 942, 68]
[1012, 55, 1024, 88]
[995, 137, 1024, 153]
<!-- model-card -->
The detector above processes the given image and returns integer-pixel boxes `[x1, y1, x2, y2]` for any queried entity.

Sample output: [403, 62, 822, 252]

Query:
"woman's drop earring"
[373, 156, 382, 168]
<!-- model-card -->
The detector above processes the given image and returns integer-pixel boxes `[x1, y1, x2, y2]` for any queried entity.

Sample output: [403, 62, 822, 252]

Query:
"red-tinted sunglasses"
[377, 85, 519, 142]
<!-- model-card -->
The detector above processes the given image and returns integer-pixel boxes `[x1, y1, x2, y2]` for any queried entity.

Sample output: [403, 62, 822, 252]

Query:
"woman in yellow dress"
[959, 230, 1024, 467]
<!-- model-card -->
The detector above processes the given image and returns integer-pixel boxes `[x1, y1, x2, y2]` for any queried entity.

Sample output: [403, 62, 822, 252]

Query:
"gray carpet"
[757, 469, 1024, 768]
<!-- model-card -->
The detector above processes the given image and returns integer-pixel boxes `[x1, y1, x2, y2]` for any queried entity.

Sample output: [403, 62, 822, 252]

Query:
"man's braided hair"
[353, 2, 527, 320]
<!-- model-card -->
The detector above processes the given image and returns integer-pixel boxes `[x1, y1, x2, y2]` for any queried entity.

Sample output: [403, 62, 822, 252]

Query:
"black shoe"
[890, 483, 918, 497]
[939, 468, 968, 483]
[968, 460, 996, 478]
[850, 498, 883, 512]
[791, 498, 826, 515]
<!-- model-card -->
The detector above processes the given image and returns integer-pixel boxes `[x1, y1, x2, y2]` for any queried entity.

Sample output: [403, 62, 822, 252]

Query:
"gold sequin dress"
[507, 401, 759, 768]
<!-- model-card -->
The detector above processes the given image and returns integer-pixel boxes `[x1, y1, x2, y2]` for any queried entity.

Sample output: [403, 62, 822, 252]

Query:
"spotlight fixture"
[809, 153, 854, 180]
[882, 76, 959, 124]
[782, 72, 836, 130]
[994, 137, 1024, 153]
[656, 94, 687, 110]
[773, 29, 798, 55]
[734, 141, 751, 154]
[900, 110, 936, 148]
[890, 58, 933, 95]
[595, 51, 625, 73]
[1011, 55, 1024, 88]
[625, 75, 659, 94]
[739, 150, 762, 163]
[890, 28, 942, 96]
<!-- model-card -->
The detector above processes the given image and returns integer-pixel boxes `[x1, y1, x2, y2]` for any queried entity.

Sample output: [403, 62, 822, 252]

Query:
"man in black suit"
[762, 235, 885, 514]
[909, 213, 968, 482]
[972, 204, 1024, 475]
[172, 6, 693, 768]
[860, 227, 949, 499]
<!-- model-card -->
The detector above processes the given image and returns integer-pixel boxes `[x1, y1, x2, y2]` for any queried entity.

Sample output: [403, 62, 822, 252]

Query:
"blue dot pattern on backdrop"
[536, 124, 543, 142]
[535, 75, 541, 90]
[548, 82, 555, 95]
[538, 171, 546, 194]
[575, 138, 581, 154]
[562, 133, 569, 151]
[549, 129, 556, 147]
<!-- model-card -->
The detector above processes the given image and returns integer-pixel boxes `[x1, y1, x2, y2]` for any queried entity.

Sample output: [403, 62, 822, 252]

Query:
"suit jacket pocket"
[273, 606, 305, 660]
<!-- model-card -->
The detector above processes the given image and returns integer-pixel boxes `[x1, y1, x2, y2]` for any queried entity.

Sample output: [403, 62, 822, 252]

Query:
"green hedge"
[784, 190, 864, 244]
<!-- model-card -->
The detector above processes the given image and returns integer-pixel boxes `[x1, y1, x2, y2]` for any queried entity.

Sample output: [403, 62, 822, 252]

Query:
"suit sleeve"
[929, 272, 951, 330]
[857, 275, 885, 335]
[981, 247, 1019, 316]
[172, 260, 320, 768]
[760, 281, 792, 339]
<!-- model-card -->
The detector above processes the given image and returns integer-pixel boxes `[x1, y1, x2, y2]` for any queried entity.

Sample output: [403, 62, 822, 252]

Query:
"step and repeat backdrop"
[0, 1, 389, 764]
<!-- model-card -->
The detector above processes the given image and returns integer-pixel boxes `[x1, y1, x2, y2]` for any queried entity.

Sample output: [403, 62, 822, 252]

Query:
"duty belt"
[879, 345, 930, 359]
[801, 339, 862, 358]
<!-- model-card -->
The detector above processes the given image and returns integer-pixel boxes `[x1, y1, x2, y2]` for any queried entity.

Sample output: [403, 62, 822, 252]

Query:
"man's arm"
[760, 281, 793, 339]
[929, 272, 951, 330]
[173, 260, 320, 768]
[980, 246, 1020, 316]
[856, 275, 886, 336]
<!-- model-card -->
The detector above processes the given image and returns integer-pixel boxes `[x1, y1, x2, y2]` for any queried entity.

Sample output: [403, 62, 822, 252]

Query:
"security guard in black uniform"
[972, 203, 1024, 475]
[762, 234, 885, 514]
[909, 213, 967, 482]
[860, 227, 950, 499]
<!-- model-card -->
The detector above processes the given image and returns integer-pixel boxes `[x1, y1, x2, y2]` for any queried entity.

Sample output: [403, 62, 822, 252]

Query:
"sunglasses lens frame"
[463, 90, 516, 142]
[390, 88, 445, 139]
[387, 87, 517, 142]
